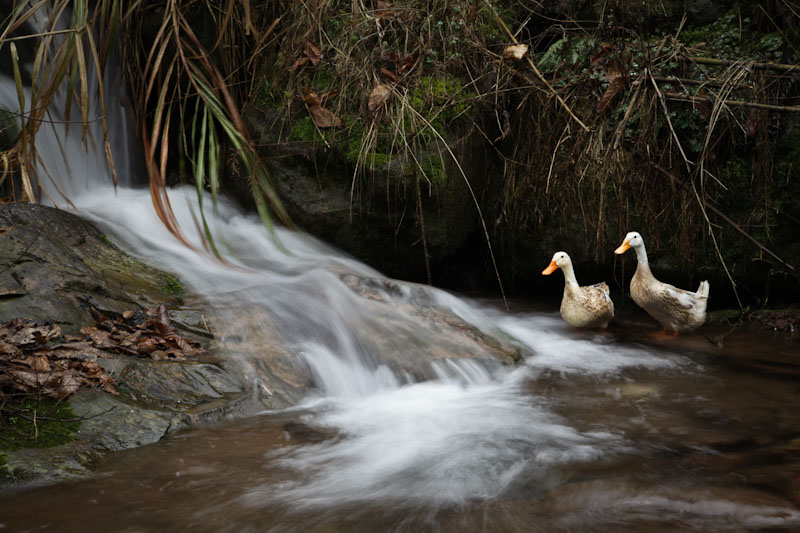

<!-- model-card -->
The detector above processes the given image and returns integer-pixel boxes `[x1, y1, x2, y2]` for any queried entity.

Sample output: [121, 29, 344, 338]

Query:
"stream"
[0, 304, 798, 531]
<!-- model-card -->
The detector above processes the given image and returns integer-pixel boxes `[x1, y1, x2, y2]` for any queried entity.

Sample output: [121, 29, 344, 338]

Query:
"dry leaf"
[368, 84, 392, 112]
[380, 67, 399, 83]
[289, 41, 322, 71]
[399, 55, 417, 73]
[305, 91, 342, 128]
[309, 106, 342, 128]
[375, 0, 398, 18]
[0, 340, 20, 356]
[122, 310, 134, 320]
[590, 43, 614, 71]
[2, 319, 61, 346]
[58, 368, 83, 398]
[303, 41, 322, 67]
[595, 59, 626, 113]
[503, 44, 529, 61]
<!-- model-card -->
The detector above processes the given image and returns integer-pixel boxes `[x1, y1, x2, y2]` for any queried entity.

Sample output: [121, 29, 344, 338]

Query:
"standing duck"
[614, 231, 709, 335]
[542, 251, 614, 328]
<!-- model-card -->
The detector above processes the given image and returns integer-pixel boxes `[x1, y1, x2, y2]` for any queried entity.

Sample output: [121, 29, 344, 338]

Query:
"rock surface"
[0, 204, 277, 487]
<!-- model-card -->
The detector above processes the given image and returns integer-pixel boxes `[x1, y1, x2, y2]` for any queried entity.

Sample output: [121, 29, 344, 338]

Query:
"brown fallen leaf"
[122, 310, 135, 320]
[303, 41, 322, 67]
[0, 339, 20, 356]
[289, 41, 322, 71]
[380, 67, 399, 84]
[596, 60, 626, 113]
[304, 91, 342, 128]
[375, 0, 398, 18]
[503, 43, 529, 61]
[150, 349, 168, 361]
[79, 326, 118, 350]
[58, 368, 83, 398]
[2, 319, 61, 346]
[399, 55, 417, 74]
[0, 226, 12, 236]
[368, 84, 392, 112]
[136, 336, 160, 354]
[155, 305, 199, 353]
[27, 354, 51, 372]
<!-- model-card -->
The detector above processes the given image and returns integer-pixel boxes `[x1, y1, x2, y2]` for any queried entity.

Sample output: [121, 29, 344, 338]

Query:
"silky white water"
[3, 23, 800, 530]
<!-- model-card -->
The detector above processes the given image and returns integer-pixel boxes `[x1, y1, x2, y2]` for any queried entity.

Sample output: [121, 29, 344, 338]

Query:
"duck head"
[542, 251, 571, 275]
[614, 231, 643, 254]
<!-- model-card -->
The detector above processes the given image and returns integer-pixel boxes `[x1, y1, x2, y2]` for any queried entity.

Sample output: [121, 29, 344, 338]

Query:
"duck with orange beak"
[542, 251, 614, 328]
[614, 231, 709, 336]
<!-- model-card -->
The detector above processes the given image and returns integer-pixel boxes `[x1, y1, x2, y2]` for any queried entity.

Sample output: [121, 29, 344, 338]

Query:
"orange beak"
[542, 261, 558, 275]
[614, 241, 631, 254]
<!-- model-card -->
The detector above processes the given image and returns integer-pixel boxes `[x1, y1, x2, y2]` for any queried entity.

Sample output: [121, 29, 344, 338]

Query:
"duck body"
[560, 282, 615, 328]
[616, 232, 709, 334]
[543, 252, 614, 329]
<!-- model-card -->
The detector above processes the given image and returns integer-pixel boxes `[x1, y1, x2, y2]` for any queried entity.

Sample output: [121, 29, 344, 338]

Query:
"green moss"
[410, 75, 475, 120]
[160, 274, 185, 297]
[289, 116, 323, 142]
[257, 80, 284, 110]
[419, 155, 447, 185]
[98, 233, 113, 246]
[0, 398, 81, 452]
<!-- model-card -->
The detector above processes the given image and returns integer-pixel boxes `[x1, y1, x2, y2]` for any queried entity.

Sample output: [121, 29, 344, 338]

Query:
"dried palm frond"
[0, 0, 290, 254]
[0, 0, 122, 202]
[121, 0, 292, 252]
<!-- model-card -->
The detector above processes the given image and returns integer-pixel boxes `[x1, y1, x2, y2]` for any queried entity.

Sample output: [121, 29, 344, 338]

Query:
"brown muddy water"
[1, 312, 799, 533]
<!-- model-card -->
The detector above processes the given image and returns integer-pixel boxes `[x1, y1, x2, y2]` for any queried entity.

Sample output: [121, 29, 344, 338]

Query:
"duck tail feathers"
[696, 280, 710, 299]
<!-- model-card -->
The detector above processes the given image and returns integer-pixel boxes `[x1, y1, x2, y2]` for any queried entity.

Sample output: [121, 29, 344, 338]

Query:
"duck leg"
[651, 329, 680, 340]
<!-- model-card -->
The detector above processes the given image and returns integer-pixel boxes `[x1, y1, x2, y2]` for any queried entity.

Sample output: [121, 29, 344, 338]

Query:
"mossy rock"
[243, 97, 497, 281]
[0, 203, 183, 333]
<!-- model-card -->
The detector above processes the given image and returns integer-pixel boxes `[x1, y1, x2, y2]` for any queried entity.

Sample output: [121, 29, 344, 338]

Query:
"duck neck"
[632, 243, 651, 276]
[561, 263, 580, 289]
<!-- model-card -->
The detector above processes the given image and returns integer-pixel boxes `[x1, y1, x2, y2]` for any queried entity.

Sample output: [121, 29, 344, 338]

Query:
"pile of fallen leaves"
[0, 319, 116, 399]
[79, 305, 202, 362]
[0, 306, 202, 400]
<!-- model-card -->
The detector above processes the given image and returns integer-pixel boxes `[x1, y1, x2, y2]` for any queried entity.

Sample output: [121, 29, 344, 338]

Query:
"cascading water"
[3, 12, 800, 531]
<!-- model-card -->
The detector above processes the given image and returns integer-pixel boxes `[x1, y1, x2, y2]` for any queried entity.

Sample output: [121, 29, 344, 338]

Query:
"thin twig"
[683, 56, 800, 72]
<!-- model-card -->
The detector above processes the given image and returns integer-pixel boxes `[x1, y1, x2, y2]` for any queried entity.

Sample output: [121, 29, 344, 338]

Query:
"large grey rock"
[0, 203, 182, 333]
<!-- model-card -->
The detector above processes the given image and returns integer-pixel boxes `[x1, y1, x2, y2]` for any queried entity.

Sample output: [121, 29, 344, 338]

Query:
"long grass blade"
[10, 43, 26, 115]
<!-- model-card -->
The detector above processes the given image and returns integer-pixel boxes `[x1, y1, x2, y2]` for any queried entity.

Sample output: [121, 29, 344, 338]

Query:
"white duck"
[542, 251, 614, 328]
[614, 231, 709, 335]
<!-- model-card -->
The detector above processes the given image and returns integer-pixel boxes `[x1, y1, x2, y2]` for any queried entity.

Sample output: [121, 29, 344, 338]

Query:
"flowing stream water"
[1, 22, 800, 532]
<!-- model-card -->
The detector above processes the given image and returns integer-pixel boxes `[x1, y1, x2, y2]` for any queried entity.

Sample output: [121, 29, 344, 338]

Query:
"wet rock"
[0, 204, 275, 487]
[0, 203, 182, 333]
[339, 274, 527, 375]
